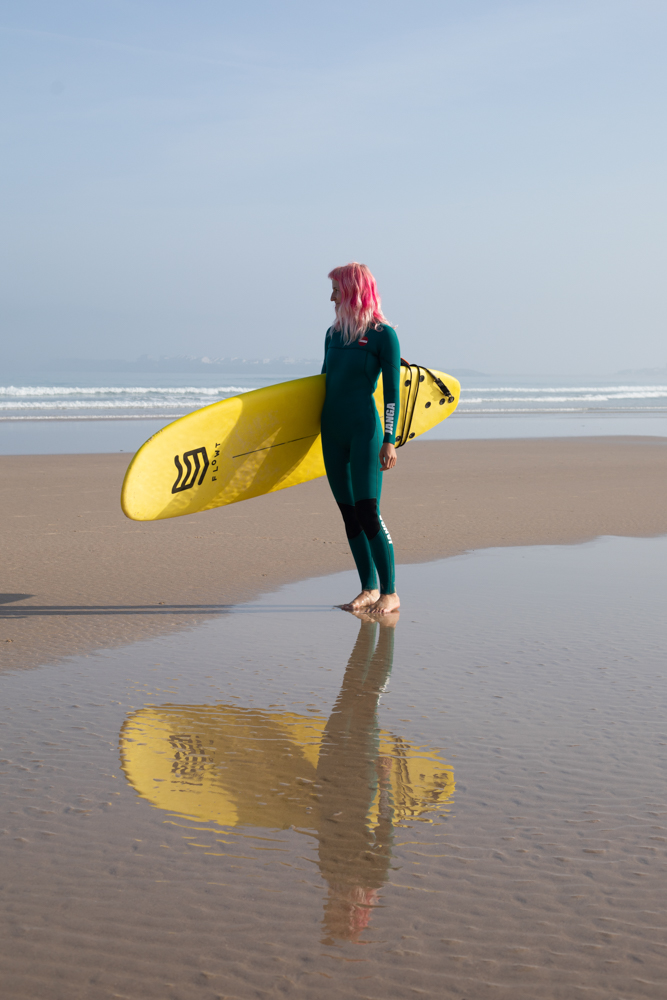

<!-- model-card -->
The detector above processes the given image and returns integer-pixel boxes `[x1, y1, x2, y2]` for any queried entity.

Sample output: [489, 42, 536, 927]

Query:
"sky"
[1, 0, 666, 374]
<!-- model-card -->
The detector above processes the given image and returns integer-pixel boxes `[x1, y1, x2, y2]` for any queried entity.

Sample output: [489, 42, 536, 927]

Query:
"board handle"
[401, 359, 453, 402]
[395, 363, 457, 446]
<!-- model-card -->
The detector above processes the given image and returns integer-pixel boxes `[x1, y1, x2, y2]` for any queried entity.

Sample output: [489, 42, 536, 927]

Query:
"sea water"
[426, 373, 667, 440]
[0, 372, 274, 455]
[1, 536, 665, 999]
[1, 371, 666, 453]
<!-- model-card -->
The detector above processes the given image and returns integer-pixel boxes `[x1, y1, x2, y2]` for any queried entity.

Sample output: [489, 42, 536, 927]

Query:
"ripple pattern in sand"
[0, 536, 666, 998]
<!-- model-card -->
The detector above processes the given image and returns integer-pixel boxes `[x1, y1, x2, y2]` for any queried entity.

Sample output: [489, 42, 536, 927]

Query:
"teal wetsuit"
[321, 324, 401, 595]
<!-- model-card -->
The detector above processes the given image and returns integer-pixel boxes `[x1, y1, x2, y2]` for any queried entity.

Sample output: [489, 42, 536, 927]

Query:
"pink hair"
[328, 262, 388, 344]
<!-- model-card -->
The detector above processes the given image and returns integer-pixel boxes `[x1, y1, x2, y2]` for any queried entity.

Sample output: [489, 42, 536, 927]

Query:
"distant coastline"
[615, 366, 667, 378]
[30, 356, 322, 376]
[21, 356, 487, 378]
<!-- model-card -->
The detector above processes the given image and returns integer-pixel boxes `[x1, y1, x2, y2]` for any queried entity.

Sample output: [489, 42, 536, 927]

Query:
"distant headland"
[33, 355, 322, 375]
[615, 366, 667, 378]
[30, 356, 487, 377]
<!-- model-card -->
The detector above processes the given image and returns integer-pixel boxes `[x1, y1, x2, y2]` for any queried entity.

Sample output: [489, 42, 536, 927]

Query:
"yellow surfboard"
[121, 364, 460, 521]
[120, 703, 455, 831]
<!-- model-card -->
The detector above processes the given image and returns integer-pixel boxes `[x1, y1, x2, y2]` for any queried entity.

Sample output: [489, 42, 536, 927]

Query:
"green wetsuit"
[321, 324, 401, 595]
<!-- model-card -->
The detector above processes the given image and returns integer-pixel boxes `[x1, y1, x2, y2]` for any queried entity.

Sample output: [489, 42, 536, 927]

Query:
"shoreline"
[2, 436, 666, 672]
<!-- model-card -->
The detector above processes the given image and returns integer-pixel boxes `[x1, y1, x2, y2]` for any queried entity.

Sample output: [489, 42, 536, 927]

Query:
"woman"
[321, 262, 401, 614]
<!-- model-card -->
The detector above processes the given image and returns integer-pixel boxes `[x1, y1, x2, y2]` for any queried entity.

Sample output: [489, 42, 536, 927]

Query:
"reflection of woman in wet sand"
[120, 612, 455, 944]
[316, 613, 398, 943]
[321, 263, 401, 615]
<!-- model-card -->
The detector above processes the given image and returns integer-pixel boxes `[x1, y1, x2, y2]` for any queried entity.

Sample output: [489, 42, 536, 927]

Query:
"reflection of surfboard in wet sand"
[120, 704, 455, 831]
[121, 364, 460, 521]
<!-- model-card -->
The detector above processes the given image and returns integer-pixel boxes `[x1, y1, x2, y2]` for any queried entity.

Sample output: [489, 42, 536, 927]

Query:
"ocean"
[1, 370, 666, 453]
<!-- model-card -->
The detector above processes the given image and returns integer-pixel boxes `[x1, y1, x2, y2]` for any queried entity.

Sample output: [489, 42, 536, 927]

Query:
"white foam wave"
[456, 407, 667, 414]
[3, 381, 666, 423]
[0, 400, 208, 411]
[0, 385, 252, 397]
[460, 391, 667, 404]
[0, 414, 186, 421]
[463, 385, 667, 393]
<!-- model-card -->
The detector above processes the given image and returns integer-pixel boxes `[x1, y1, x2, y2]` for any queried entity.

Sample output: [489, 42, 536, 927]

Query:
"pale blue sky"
[1, 0, 665, 372]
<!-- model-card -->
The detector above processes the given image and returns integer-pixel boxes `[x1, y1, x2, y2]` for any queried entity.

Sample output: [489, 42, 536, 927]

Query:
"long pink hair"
[328, 262, 388, 344]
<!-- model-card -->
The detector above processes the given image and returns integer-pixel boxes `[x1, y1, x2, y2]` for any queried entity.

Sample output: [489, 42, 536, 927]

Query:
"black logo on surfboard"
[172, 447, 209, 493]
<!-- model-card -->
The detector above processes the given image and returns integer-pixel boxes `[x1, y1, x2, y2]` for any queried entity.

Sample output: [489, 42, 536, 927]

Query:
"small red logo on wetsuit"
[359, 337, 368, 345]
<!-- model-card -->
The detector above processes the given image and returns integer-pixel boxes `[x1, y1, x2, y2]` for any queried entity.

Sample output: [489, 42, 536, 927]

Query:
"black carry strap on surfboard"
[395, 359, 456, 447]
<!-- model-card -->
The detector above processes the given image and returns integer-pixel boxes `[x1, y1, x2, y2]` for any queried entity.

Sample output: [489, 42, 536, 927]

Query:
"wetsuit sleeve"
[379, 325, 401, 444]
[321, 329, 331, 375]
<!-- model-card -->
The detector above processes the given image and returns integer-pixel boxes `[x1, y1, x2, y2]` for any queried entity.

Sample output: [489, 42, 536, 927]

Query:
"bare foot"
[351, 608, 400, 628]
[339, 589, 379, 612]
[367, 593, 401, 615]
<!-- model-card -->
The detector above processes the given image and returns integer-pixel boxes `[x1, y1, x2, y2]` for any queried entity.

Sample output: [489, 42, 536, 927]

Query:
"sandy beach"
[1, 435, 667, 1000]
[2, 436, 667, 672]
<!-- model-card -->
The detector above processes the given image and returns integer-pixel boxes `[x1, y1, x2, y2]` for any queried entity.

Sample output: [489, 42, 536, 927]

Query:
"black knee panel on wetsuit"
[337, 502, 363, 540]
[354, 498, 382, 540]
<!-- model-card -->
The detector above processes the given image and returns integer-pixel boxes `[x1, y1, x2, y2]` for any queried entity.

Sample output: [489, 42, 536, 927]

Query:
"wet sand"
[2, 436, 667, 672]
[0, 538, 665, 999]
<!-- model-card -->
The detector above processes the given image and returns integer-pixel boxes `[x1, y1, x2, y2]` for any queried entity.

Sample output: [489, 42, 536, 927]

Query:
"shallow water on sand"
[1, 536, 666, 999]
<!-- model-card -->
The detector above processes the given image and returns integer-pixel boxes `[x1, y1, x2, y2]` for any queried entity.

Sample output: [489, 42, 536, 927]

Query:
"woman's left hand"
[379, 443, 397, 471]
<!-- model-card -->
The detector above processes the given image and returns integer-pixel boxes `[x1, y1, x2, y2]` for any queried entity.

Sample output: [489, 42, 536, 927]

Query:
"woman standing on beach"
[321, 263, 401, 615]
